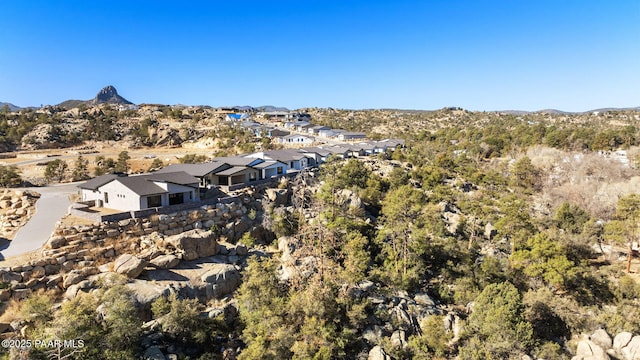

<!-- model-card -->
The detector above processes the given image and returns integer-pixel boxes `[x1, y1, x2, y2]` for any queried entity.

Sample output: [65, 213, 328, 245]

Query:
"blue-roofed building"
[225, 113, 250, 122]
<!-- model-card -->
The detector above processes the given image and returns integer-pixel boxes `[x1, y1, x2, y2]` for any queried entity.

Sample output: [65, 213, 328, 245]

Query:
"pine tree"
[72, 155, 90, 181]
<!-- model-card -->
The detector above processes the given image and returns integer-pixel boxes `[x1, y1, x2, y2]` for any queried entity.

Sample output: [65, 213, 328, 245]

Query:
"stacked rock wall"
[0, 198, 262, 301]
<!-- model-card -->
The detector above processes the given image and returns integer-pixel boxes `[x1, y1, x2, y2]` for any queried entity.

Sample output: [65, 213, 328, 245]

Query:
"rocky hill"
[90, 85, 133, 105]
[56, 85, 133, 109]
[0, 102, 21, 112]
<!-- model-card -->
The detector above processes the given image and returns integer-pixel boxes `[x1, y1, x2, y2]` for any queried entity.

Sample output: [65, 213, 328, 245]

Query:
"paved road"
[0, 183, 79, 260]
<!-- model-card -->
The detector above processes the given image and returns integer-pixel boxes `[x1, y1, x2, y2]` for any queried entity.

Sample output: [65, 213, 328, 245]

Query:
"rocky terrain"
[0, 190, 39, 240]
[0, 176, 464, 359]
[2, 89, 640, 359]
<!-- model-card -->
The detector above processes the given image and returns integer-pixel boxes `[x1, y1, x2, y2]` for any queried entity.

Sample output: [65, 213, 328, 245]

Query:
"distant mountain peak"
[0, 102, 21, 112]
[91, 85, 133, 105]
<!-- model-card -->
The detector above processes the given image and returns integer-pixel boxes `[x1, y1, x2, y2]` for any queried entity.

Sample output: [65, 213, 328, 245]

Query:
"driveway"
[0, 183, 79, 260]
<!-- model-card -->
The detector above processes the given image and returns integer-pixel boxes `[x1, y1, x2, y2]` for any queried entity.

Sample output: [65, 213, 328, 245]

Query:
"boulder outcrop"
[113, 254, 147, 278]
[200, 264, 241, 298]
[160, 229, 219, 261]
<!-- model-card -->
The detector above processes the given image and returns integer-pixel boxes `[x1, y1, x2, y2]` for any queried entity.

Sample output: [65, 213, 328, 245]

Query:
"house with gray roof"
[78, 171, 200, 212]
[251, 160, 288, 179]
[155, 161, 228, 188]
[246, 150, 310, 171]
[323, 145, 352, 159]
[278, 134, 315, 145]
[155, 157, 266, 188]
[318, 128, 338, 138]
[337, 132, 367, 141]
[307, 125, 331, 135]
[299, 147, 332, 165]
[284, 121, 310, 130]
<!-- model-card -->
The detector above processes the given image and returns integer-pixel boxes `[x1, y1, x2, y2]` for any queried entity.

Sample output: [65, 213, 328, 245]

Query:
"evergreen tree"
[378, 184, 428, 290]
[115, 151, 130, 173]
[44, 159, 68, 183]
[94, 156, 117, 176]
[459, 282, 534, 359]
[71, 155, 90, 181]
[510, 231, 577, 289]
[605, 194, 640, 273]
[0, 164, 22, 187]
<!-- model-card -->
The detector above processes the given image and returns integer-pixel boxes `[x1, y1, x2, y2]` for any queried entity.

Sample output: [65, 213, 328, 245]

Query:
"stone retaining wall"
[0, 196, 263, 301]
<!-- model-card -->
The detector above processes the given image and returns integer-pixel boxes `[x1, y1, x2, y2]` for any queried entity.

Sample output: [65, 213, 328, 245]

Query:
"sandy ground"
[2, 145, 216, 179]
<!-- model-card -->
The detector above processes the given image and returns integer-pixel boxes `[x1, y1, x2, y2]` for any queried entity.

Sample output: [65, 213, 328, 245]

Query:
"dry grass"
[0, 249, 43, 267]
[0, 298, 22, 323]
[59, 214, 97, 227]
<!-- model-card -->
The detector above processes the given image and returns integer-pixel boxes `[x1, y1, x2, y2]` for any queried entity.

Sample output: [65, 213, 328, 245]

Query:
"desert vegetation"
[2, 105, 640, 359]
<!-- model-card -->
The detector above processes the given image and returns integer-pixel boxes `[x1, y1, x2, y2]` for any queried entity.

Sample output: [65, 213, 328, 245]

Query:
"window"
[169, 192, 184, 205]
[147, 195, 162, 208]
[104, 192, 109, 203]
[277, 166, 283, 174]
[249, 172, 257, 181]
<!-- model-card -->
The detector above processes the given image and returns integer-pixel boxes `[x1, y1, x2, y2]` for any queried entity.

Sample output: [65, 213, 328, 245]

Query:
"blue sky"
[1, 1, 638, 111]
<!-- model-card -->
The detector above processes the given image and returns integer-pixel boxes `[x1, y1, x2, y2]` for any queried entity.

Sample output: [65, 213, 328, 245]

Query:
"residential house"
[329, 129, 347, 138]
[337, 132, 367, 141]
[154, 161, 228, 188]
[371, 139, 405, 153]
[155, 157, 266, 188]
[78, 172, 200, 212]
[322, 145, 352, 159]
[278, 134, 315, 145]
[266, 128, 290, 138]
[253, 126, 292, 139]
[317, 128, 338, 138]
[207, 157, 264, 186]
[238, 121, 263, 136]
[247, 150, 310, 171]
[262, 111, 290, 120]
[290, 112, 311, 122]
[283, 120, 310, 130]
[225, 113, 250, 122]
[307, 125, 331, 135]
[251, 160, 288, 179]
[299, 147, 333, 165]
[377, 138, 405, 148]
[296, 123, 314, 132]
[355, 142, 377, 156]
[344, 144, 366, 157]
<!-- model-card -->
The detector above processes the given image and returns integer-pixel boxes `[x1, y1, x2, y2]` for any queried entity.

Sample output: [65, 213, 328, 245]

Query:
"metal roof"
[252, 160, 286, 169]
[216, 166, 252, 176]
[78, 171, 199, 196]
[263, 150, 307, 162]
[77, 174, 119, 190]
[300, 147, 332, 156]
[214, 156, 263, 167]
[154, 161, 228, 177]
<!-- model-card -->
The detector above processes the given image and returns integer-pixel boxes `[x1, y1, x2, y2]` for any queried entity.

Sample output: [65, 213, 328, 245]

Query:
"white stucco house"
[78, 171, 200, 212]
[246, 150, 310, 171]
[278, 134, 315, 144]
